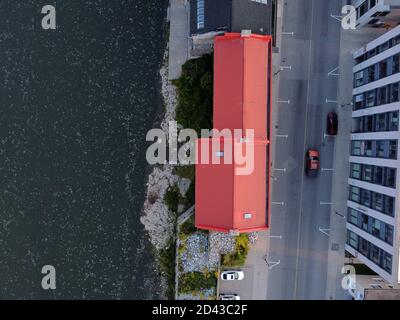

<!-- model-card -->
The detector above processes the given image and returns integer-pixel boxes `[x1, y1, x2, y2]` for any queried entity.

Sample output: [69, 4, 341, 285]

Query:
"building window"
[390, 83, 399, 102]
[379, 60, 388, 78]
[392, 54, 400, 74]
[354, 94, 364, 110]
[197, 0, 205, 29]
[371, 219, 381, 237]
[362, 165, 373, 182]
[389, 111, 399, 130]
[350, 163, 362, 179]
[351, 141, 362, 156]
[378, 86, 387, 105]
[389, 140, 397, 159]
[366, 90, 375, 107]
[348, 208, 359, 225]
[368, 65, 375, 82]
[376, 113, 387, 131]
[348, 230, 358, 249]
[385, 225, 394, 245]
[372, 192, 383, 212]
[384, 197, 395, 216]
[382, 253, 392, 274]
[385, 168, 396, 187]
[349, 186, 360, 202]
[355, 71, 364, 87]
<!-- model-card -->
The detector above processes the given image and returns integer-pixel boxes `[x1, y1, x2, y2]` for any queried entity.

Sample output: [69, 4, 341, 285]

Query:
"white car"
[219, 294, 241, 300]
[220, 270, 244, 281]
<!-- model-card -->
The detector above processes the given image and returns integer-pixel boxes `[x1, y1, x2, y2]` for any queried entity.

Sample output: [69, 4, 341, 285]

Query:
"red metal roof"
[195, 33, 272, 233]
[213, 33, 270, 140]
[195, 138, 267, 232]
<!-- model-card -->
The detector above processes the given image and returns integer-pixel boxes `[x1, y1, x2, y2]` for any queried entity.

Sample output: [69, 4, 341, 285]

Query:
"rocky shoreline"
[140, 44, 190, 297]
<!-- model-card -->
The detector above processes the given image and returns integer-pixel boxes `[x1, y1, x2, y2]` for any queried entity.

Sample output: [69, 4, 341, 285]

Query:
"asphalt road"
[267, 0, 342, 300]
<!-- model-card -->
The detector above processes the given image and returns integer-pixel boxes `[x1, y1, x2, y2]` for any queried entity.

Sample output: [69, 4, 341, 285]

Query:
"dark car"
[326, 112, 338, 136]
[306, 149, 320, 177]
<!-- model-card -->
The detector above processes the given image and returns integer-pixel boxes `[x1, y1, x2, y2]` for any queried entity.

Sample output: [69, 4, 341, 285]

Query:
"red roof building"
[195, 32, 272, 234]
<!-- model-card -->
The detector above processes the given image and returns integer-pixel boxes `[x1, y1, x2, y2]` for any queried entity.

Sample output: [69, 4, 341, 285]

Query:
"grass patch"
[221, 234, 250, 268]
[179, 271, 217, 294]
[158, 238, 176, 300]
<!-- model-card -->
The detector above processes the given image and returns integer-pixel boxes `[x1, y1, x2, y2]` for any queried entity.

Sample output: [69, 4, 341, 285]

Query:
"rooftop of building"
[189, 0, 272, 36]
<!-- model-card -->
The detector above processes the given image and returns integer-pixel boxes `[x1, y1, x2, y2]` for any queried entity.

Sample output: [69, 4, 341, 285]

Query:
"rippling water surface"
[0, 0, 167, 299]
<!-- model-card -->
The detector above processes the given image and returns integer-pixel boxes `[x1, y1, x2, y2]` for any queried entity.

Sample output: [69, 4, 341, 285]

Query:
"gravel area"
[181, 232, 209, 273]
[177, 288, 215, 300]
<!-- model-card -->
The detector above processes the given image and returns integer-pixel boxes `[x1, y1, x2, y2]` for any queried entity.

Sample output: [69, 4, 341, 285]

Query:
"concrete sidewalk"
[324, 1, 383, 300]
[168, 0, 189, 80]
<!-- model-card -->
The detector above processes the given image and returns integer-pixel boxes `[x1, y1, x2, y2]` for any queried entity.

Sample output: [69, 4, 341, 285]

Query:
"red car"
[326, 112, 338, 136]
[306, 150, 320, 177]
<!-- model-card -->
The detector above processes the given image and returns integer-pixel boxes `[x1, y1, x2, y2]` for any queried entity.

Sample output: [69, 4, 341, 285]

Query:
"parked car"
[305, 149, 320, 177]
[326, 112, 338, 136]
[220, 270, 244, 281]
[219, 294, 241, 300]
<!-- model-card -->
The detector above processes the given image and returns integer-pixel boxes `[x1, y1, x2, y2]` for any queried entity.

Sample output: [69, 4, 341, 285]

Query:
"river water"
[0, 0, 167, 299]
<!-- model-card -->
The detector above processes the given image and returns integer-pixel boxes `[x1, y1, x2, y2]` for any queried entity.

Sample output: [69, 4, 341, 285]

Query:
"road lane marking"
[293, 0, 315, 300]
[328, 66, 339, 77]
[325, 98, 338, 104]
[320, 202, 333, 205]
[273, 168, 286, 172]
[277, 100, 290, 104]
[272, 202, 285, 206]
[267, 235, 283, 239]
[275, 134, 289, 139]
[319, 227, 331, 237]
[282, 31, 294, 36]
[321, 168, 335, 172]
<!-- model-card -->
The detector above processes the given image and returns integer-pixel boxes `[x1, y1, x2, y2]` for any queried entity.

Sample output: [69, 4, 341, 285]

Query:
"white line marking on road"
[267, 235, 283, 239]
[321, 168, 335, 172]
[273, 168, 287, 172]
[325, 98, 338, 104]
[264, 255, 281, 269]
[320, 202, 333, 205]
[275, 134, 289, 139]
[272, 202, 285, 206]
[282, 31, 294, 36]
[328, 66, 339, 76]
[319, 227, 331, 237]
[280, 65, 292, 70]
[330, 13, 342, 22]
[277, 100, 290, 104]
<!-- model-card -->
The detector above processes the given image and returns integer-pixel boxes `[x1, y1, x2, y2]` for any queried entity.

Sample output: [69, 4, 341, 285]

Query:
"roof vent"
[244, 213, 253, 219]
[241, 30, 252, 37]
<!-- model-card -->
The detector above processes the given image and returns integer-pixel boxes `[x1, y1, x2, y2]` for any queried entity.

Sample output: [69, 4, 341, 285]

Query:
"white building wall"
[349, 25, 400, 284]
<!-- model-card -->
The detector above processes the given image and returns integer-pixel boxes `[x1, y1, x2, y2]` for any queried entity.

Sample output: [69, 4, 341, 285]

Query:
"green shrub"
[180, 215, 197, 236]
[174, 165, 195, 181]
[222, 234, 250, 268]
[164, 184, 181, 214]
[174, 54, 213, 135]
